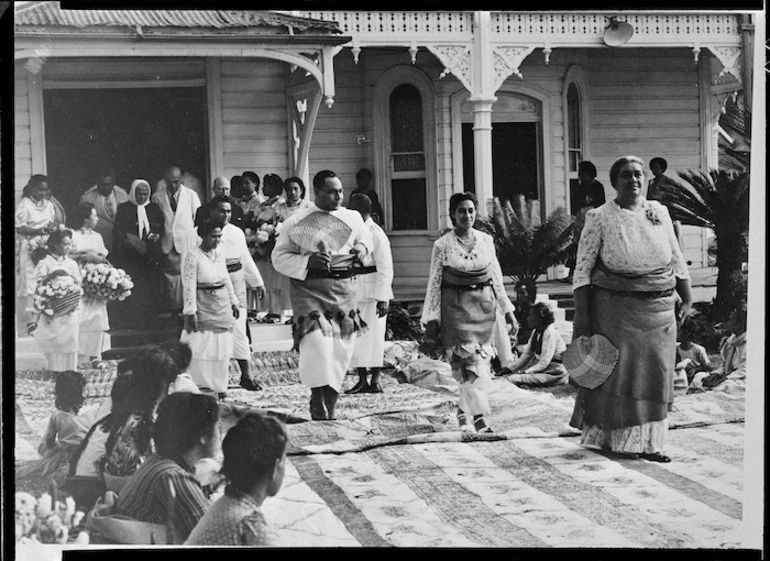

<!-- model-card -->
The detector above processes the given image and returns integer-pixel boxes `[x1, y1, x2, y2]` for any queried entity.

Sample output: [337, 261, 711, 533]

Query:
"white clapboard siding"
[219, 58, 289, 180]
[15, 63, 33, 207]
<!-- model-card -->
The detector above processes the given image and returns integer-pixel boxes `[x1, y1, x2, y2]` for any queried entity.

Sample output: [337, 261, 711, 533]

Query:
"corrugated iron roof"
[15, 2, 341, 33]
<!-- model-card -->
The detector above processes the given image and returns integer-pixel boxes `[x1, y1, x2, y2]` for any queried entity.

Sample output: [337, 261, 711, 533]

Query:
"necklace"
[455, 231, 475, 245]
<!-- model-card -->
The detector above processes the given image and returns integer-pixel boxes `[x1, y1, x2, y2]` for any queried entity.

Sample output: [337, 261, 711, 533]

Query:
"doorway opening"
[462, 121, 541, 203]
[43, 87, 208, 221]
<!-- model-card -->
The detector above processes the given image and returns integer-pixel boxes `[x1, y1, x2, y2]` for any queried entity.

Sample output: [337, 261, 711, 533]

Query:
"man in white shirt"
[185, 194, 265, 391]
[79, 168, 129, 250]
[346, 193, 394, 394]
[152, 165, 201, 315]
[272, 170, 373, 420]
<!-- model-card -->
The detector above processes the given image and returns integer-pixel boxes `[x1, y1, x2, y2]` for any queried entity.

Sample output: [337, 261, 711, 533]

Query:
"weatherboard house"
[14, 3, 755, 300]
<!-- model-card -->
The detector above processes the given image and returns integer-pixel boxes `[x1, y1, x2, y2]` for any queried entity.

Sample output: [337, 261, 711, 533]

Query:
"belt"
[197, 282, 225, 291]
[604, 287, 675, 300]
[306, 265, 376, 279]
[226, 262, 243, 273]
[441, 280, 493, 291]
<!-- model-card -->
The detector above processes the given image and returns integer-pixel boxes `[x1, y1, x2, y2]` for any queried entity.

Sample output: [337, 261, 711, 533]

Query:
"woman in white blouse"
[503, 301, 568, 386]
[180, 218, 240, 398]
[569, 156, 693, 463]
[421, 192, 517, 433]
[71, 202, 111, 366]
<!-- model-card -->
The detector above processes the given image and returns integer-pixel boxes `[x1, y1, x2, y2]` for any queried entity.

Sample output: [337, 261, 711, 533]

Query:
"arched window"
[562, 65, 589, 215]
[373, 66, 437, 232]
[389, 84, 427, 230]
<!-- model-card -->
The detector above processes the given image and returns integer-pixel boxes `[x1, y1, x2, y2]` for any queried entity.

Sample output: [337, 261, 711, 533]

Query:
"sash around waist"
[591, 262, 677, 293]
[197, 282, 225, 291]
[441, 265, 494, 287]
[226, 261, 242, 273]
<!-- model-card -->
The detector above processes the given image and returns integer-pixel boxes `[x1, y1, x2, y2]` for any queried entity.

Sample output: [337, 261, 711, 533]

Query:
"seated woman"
[186, 412, 287, 546]
[115, 392, 221, 544]
[501, 302, 569, 387]
[101, 345, 180, 493]
[689, 306, 747, 392]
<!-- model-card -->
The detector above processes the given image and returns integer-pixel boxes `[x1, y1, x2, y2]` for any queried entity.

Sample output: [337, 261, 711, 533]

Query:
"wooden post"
[470, 12, 496, 214]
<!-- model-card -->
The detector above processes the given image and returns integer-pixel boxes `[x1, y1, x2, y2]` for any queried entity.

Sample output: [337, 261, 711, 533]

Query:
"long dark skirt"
[570, 287, 676, 453]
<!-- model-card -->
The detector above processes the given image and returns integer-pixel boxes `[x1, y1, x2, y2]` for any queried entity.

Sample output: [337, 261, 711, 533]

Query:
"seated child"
[673, 318, 711, 394]
[689, 306, 747, 392]
[499, 302, 568, 386]
[160, 340, 200, 395]
[185, 412, 288, 546]
[512, 279, 537, 354]
[17, 371, 89, 483]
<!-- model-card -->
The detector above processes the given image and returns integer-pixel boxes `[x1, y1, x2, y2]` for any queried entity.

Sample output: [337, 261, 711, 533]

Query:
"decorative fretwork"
[492, 46, 536, 91]
[708, 46, 743, 84]
[300, 10, 473, 36]
[426, 45, 472, 92]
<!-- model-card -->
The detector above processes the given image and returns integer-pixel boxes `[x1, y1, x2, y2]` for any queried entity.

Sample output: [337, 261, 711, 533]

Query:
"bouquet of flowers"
[27, 234, 50, 265]
[15, 491, 89, 545]
[81, 263, 133, 301]
[32, 271, 83, 318]
[245, 220, 279, 260]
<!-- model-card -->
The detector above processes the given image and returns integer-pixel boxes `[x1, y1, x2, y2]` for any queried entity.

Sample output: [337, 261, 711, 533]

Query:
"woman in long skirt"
[569, 155, 693, 463]
[32, 229, 82, 373]
[421, 192, 516, 433]
[70, 202, 111, 366]
[181, 219, 240, 398]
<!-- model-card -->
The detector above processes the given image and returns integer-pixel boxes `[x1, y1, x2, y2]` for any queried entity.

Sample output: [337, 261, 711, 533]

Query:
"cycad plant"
[659, 169, 749, 316]
[477, 195, 576, 283]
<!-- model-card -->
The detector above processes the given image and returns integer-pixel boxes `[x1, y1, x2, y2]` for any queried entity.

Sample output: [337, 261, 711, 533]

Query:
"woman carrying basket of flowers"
[31, 229, 83, 373]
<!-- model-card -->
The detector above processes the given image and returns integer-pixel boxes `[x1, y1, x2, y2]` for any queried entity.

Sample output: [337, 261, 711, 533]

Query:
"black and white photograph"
[5, 1, 765, 557]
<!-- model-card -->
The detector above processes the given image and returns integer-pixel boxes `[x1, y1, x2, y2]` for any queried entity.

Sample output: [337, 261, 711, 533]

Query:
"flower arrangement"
[645, 206, 663, 226]
[27, 234, 51, 265]
[245, 220, 279, 259]
[32, 272, 83, 318]
[81, 263, 133, 301]
[15, 491, 89, 545]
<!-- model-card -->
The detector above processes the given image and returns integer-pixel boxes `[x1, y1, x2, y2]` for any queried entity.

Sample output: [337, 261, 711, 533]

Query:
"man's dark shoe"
[344, 379, 369, 394]
[364, 382, 383, 394]
[240, 378, 262, 391]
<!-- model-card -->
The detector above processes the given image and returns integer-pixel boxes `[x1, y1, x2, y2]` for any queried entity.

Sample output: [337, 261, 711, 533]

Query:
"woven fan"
[289, 212, 352, 253]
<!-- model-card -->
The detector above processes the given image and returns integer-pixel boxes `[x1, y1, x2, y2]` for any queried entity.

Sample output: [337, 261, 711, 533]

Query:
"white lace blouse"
[420, 230, 514, 325]
[182, 245, 239, 316]
[572, 200, 690, 290]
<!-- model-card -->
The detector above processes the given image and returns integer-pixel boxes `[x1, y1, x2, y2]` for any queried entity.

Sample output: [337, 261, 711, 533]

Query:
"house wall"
[217, 58, 289, 181]
[15, 63, 33, 208]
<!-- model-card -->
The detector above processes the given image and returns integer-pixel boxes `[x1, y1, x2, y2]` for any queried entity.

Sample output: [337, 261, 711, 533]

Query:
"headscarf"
[129, 179, 152, 239]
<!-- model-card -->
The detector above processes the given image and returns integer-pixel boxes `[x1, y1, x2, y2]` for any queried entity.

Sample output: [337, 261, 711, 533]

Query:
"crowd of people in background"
[14, 155, 749, 545]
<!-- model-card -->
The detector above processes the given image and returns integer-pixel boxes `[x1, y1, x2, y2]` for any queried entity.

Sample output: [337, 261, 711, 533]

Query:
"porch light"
[602, 17, 634, 47]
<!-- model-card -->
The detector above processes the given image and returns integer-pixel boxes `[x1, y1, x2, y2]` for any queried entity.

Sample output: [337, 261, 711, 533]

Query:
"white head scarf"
[129, 179, 151, 239]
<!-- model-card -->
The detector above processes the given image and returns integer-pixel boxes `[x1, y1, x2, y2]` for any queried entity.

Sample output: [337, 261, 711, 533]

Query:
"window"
[389, 84, 427, 230]
[563, 65, 589, 215]
[567, 83, 582, 174]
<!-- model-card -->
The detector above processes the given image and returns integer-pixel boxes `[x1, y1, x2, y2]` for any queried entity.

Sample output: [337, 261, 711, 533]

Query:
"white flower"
[256, 231, 269, 244]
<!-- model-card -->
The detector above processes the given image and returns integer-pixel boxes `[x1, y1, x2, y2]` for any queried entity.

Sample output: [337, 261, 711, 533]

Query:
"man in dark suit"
[194, 176, 245, 229]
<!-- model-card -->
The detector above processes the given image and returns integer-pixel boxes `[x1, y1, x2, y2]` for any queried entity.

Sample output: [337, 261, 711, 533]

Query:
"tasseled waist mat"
[439, 265, 497, 359]
[289, 276, 368, 351]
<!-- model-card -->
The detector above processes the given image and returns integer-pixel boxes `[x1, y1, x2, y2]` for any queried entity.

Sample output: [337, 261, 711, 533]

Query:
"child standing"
[500, 302, 569, 387]
[17, 371, 89, 483]
[185, 412, 288, 546]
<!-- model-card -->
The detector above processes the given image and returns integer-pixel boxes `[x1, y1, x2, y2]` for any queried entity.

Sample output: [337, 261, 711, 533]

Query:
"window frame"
[373, 65, 437, 234]
[562, 65, 590, 214]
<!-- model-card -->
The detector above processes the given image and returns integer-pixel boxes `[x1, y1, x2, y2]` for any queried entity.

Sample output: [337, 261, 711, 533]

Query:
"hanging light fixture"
[603, 17, 634, 47]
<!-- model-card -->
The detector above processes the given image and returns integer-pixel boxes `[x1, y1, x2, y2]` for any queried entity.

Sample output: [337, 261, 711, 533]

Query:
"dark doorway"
[43, 87, 207, 223]
[462, 121, 540, 204]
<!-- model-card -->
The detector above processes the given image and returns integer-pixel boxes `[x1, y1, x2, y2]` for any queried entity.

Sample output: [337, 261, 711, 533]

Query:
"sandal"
[473, 415, 494, 433]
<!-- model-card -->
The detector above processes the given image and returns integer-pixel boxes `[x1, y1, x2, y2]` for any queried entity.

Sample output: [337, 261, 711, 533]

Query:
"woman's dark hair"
[54, 371, 86, 414]
[514, 279, 537, 301]
[531, 301, 556, 327]
[449, 192, 477, 216]
[158, 340, 192, 373]
[121, 344, 179, 416]
[198, 218, 225, 237]
[578, 161, 597, 179]
[230, 175, 244, 198]
[221, 412, 288, 493]
[263, 173, 284, 194]
[283, 176, 306, 199]
[312, 169, 339, 191]
[609, 155, 645, 188]
[23, 175, 49, 199]
[153, 393, 219, 459]
[241, 171, 260, 188]
[649, 157, 668, 172]
[74, 202, 96, 229]
[355, 168, 373, 185]
[47, 228, 73, 250]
